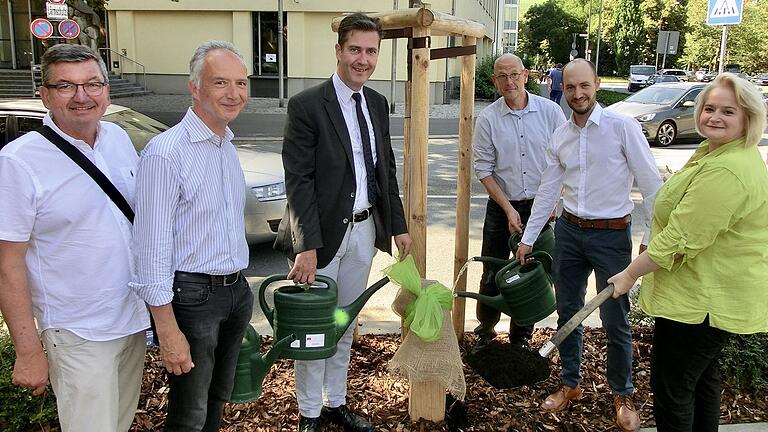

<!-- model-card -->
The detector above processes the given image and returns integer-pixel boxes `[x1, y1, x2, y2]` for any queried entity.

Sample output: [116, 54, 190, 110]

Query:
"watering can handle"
[529, 251, 553, 274]
[539, 284, 615, 357]
[257, 274, 339, 326]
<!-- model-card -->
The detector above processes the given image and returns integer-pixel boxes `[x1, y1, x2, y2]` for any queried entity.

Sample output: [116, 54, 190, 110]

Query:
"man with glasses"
[131, 41, 252, 432]
[471, 53, 566, 354]
[0, 44, 149, 431]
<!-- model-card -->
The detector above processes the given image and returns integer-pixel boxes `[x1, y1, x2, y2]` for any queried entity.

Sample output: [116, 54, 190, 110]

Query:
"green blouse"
[640, 138, 768, 334]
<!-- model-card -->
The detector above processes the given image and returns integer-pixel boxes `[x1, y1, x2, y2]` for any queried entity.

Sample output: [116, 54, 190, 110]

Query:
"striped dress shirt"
[130, 108, 248, 306]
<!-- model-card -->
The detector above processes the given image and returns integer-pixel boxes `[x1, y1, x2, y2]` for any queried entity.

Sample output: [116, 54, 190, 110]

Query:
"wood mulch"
[130, 326, 768, 432]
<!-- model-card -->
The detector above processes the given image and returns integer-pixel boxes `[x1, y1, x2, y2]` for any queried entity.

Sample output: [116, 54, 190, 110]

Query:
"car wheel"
[655, 121, 677, 147]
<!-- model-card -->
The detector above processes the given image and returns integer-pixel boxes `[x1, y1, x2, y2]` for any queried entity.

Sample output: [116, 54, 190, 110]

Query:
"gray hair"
[41, 44, 109, 85]
[189, 41, 246, 87]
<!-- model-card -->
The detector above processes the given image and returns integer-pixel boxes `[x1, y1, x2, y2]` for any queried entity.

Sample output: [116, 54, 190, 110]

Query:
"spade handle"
[539, 284, 615, 357]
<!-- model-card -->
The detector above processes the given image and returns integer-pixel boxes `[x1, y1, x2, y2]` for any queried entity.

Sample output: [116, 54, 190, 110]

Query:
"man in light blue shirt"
[472, 53, 566, 354]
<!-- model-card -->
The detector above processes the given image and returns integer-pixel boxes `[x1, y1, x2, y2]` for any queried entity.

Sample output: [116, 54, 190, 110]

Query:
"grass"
[596, 89, 630, 106]
[599, 76, 628, 84]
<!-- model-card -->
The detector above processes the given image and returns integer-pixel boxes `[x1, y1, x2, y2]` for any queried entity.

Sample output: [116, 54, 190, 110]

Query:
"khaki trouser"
[42, 329, 146, 432]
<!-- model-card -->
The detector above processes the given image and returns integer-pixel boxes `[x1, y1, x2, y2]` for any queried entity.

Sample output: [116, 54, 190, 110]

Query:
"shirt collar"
[181, 107, 234, 145]
[43, 113, 104, 150]
[498, 91, 537, 117]
[332, 72, 360, 104]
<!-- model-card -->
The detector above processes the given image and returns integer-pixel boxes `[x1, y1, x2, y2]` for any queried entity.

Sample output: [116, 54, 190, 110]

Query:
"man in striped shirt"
[130, 41, 252, 432]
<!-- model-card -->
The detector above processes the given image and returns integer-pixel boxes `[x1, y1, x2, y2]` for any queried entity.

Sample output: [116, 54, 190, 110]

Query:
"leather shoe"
[299, 415, 321, 432]
[322, 404, 374, 432]
[614, 394, 641, 432]
[470, 335, 494, 355]
[540, 385, 583, 412]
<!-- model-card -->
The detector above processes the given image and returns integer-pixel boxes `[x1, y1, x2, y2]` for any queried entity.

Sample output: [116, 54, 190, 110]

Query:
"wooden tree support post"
[451, 35, 476, 342]
[405, 24, 444, 422]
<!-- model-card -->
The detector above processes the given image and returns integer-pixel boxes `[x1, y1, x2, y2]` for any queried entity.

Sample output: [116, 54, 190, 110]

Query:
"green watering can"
[457, 251, 556, 326]
[229, 325, 296, 403]
[508, 222, 555, 257]
[258, 275, 390, 361]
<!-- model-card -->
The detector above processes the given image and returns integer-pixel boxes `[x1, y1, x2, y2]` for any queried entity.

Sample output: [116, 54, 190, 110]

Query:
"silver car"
[605, 82, 705, 146]
[0, 99, 285, 244]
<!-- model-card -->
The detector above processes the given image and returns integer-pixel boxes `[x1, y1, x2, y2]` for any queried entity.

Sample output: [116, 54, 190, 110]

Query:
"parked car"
[701, 72, 717, 82]
[0, 99, 285, 244]
[694, 70, 708, 81]
[751, 74, 768, 86]
[627, 64, 657, 92]
[647, 74, 680, 86]
[658, 68, 689, 81]
[604, 82, 706, 147]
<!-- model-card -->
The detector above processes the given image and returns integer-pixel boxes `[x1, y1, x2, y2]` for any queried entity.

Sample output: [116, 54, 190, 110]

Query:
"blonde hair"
[694, 73, 767, 147]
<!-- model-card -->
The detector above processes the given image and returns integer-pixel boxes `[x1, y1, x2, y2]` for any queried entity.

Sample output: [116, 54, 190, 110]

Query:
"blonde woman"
[608, 73, 768, 432]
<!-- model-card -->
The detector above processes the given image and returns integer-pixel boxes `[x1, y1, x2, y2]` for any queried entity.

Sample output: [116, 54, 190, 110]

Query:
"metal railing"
[99, 48, 147, 90]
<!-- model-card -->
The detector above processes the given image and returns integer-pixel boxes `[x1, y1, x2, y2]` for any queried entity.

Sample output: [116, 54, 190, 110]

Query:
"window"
[17, 116, 42, 135]
[0, 116, 7, 148]
[252, 12, 286, 76]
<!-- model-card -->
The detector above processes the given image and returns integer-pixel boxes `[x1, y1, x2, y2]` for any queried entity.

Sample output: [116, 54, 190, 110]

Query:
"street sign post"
[655, 30, 680, 69]
[58, 19, 80, 40]
[707, 0, 744, 73]
[30, 18, 54, 39]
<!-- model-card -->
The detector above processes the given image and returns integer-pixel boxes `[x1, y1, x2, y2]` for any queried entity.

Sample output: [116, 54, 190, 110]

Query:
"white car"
[0, 99, 285, 245]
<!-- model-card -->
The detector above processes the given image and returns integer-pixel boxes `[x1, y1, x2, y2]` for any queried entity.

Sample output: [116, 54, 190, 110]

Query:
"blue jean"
[549, 90, 563, 104]
[552, 216, 634, 395]
[165, 274, 254, 432]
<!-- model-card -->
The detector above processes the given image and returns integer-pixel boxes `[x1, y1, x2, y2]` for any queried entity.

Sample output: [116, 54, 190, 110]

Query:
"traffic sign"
[30, 18, 54, 39]
[58, 19, 80, 39]
[48, 0, 66, 3]
[707, 0, 744, 26]
[46, 2, 68, 20]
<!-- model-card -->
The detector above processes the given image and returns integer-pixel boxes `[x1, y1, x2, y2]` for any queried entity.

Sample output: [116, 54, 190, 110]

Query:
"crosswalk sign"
[707, 0, 743, 26]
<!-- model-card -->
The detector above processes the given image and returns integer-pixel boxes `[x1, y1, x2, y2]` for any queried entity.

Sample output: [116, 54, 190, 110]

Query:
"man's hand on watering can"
[289, 249, 317, 284]
[607, 270, 636, 298]
[515, 242, 532, 263]
[394, 233, 413, 260]
[506, 208, 523, 234]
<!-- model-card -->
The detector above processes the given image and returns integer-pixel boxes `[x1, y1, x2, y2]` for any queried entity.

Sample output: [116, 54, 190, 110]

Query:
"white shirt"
[130, 108, 248, 306]
[522, 104, 663, 246]
[332, 73, 378, 212]
[0, 114, 149, 341]
[473, 93, 567, 200]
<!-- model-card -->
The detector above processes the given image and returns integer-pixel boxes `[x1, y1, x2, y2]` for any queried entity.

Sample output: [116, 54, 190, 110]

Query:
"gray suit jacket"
[274, 78, 408, 268]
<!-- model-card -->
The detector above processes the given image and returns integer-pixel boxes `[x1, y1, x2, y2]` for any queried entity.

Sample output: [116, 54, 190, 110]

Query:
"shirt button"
[522, 153, 525, 156]
[343, 218, 349, 224]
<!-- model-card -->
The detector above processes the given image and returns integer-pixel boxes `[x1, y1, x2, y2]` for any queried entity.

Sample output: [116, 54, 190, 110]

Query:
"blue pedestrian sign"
[707, 0, 744, 26]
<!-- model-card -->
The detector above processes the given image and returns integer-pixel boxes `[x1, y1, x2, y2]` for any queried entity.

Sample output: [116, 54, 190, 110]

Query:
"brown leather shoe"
[540, 385, 583, 411]
[614, 394, 641, 432]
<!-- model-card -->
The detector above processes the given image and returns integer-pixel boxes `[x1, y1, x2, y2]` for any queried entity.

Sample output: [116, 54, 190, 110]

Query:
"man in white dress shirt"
[0, 44, 149, 432]
[472, 53, 565, 353]
[516, 59, 662, 432]
[130, 41, 252, 432]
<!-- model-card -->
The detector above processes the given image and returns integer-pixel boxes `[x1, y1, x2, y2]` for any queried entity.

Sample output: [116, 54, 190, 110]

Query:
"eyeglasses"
[494, 72, 524, 81]
[44, 81, 107, 96]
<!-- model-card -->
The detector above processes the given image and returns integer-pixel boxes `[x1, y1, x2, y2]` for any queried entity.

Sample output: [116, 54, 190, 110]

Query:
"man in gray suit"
[274, 12, 412, 432]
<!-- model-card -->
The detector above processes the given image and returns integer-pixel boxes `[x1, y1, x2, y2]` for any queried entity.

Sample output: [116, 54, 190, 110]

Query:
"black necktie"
[351, 92, 377, 207]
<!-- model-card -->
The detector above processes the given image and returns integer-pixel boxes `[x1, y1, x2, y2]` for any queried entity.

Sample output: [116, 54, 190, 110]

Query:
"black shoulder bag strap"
[37, 125, 135, 223]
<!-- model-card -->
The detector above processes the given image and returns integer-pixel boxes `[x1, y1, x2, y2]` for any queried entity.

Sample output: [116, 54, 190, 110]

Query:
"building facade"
[104, 0, 497, 102]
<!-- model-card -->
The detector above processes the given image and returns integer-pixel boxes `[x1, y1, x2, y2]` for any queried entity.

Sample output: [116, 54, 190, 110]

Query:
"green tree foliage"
[518, 0, 585, 65]
[475, 54, 500, 99]
[612, 0, 645, 72]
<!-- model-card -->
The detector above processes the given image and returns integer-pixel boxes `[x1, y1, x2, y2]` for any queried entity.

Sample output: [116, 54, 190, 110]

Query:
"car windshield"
[630, 66, 655, 75]
[625, 87, 684, 105]
[103, 109, 168, 152]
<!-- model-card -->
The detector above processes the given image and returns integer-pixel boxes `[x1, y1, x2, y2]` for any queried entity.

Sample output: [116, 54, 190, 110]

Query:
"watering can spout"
[336, 276, 390, 341]
[455, 291, 514, 317]
[256, 333, 296, 374]
[230, 326, 296, 404]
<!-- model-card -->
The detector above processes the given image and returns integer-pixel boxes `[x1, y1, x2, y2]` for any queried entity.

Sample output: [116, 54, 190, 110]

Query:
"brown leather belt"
[175, 271, 241, 286]
[561, 209, 631, 230]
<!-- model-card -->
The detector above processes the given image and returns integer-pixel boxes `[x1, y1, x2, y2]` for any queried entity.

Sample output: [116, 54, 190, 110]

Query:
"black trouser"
[474, 198, 534, 342]
[650, 316, 731, 432]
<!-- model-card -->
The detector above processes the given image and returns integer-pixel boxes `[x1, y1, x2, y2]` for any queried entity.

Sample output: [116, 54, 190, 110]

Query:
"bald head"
[494, 53, 524, 73]
[563, 58, 597, 81]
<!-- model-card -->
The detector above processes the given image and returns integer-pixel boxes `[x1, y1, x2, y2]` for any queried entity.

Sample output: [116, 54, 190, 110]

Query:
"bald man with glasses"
[471, 53, 566, 354]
